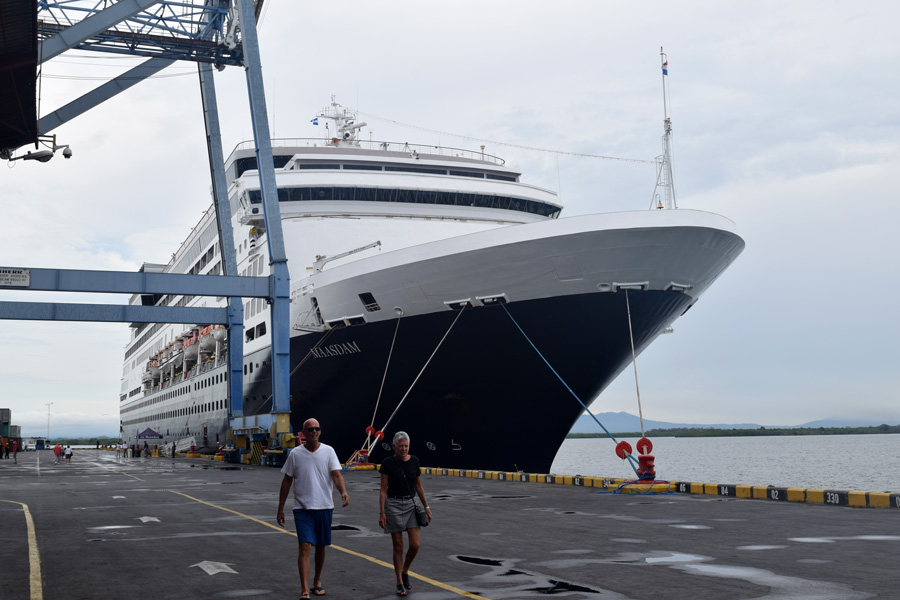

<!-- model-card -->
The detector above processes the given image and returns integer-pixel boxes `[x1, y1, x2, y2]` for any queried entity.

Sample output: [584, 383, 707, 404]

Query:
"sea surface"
[551, 434, 900, 493]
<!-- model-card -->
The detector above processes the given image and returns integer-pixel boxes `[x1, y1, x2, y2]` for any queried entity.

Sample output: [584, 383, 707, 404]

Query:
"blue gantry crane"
[0, 0, 292, 452]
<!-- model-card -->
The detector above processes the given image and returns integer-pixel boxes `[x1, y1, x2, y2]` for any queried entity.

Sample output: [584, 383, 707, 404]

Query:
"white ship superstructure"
[119, 101, 744, 470]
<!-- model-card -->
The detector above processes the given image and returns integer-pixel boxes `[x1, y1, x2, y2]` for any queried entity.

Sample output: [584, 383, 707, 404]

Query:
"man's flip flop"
[310, 587, 326, 597]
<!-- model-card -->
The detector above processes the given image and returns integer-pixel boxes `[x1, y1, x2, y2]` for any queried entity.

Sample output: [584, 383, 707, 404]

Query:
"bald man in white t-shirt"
[277, 418, 349, 598]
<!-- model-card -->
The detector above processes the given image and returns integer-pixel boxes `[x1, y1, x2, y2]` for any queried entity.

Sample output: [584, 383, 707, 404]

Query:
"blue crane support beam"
[0, 302, 225, 324]
[199, 60, 244, 419]
[39, 57, 175, 135]
[237, 0, 290, 416]
[2, 267, 270, 297]
[39, 0, 163, 63]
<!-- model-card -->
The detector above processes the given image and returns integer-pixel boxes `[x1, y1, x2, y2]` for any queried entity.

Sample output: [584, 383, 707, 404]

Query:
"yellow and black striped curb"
[415, 467, 900, 509]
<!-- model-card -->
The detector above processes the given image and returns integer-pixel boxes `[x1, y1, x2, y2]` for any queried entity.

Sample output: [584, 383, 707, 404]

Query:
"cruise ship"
[119, 101, 744, 472]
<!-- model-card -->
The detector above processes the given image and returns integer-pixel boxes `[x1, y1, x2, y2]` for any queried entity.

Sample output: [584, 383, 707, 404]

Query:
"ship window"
[449, 170, 484, 178]
[356, 187, 378, 202]
[359, 292, 380, 312]
[256, 322, 267, 337]
[486, 173, 517, 182]
[243, 365, 247, 376]
[295, 163, 340, 170]
[344, 164, 382, 171]
[312, 187, 332, 200]
[385, 165, 447, 175]
[263, 185, 561, 218]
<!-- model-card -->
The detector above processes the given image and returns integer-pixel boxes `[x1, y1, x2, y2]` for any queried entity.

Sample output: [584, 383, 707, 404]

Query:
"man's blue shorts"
[293, 508, 333, 546]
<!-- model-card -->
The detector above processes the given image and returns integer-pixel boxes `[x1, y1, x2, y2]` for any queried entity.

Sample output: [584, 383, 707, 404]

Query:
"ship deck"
[1, 450, 897, 599]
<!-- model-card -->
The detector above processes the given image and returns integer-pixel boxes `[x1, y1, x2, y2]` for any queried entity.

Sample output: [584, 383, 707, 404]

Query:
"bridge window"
[246, 188, 560, 218]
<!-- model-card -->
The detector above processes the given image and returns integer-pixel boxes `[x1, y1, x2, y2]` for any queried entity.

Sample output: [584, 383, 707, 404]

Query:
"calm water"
[551, 434, 900, 493]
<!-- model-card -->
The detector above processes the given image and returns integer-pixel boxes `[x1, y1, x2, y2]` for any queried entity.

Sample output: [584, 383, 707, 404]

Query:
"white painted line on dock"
[0, 500, 43, 600]
[168, 490, 490, 599]
[190, 560, 238, 575]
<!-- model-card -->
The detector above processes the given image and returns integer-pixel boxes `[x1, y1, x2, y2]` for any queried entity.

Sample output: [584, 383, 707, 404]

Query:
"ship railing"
[231, 138, 506, 166]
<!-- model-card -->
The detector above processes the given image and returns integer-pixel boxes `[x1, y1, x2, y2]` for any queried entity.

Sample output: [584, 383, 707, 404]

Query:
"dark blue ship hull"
[280, 289, 692, 473]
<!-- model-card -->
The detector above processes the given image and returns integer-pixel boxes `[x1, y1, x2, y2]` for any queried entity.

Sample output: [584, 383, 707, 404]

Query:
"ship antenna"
[651, 47, 677, 210]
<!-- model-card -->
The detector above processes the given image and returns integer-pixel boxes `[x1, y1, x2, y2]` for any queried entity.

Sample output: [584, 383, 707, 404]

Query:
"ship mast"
[651, 47, 677, 210]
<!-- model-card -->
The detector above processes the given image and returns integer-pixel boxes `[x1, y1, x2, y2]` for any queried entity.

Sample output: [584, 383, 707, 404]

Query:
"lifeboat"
[199, 325, 220, 352]
[183, 336, 199, 361]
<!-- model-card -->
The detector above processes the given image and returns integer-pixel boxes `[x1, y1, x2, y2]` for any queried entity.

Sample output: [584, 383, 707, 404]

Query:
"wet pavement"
[1, 449, 898, 599]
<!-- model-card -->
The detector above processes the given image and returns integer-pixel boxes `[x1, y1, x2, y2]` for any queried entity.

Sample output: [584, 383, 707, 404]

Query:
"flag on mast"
[662, 60, 668, 76]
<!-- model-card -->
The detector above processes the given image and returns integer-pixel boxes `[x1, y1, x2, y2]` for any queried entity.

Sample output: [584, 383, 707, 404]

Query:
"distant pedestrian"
[3, 442, 8, 459]
[54, 444, 63, 464]
[378, 431, 431, 596]
[64, 446, 73, 463]
[276, 418, 349, 599]
[11, 441, 18, 464]
[115, 443, 121, 459]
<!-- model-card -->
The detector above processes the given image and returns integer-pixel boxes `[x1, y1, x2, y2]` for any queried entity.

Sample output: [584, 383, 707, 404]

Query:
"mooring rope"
[249, 327, 338, 417]
[362, 317, 403, 452]
[350, 306, 467, 464]
[625, 290, 645, 438]
[379, 306, 467, 431]
[500, 303, 639, 473]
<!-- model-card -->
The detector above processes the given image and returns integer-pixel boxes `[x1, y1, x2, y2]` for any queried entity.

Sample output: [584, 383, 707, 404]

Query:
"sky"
[2, 0, 899, 437]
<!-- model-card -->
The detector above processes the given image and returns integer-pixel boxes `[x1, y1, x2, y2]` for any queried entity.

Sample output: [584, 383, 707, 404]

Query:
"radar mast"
[651, 47, 677, 210]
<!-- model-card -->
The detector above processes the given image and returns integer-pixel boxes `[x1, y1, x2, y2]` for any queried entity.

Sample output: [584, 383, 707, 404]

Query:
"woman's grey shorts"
[384, 497, 418, 533]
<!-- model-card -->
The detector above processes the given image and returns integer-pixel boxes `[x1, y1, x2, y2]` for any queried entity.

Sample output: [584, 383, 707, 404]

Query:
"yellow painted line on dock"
[1, 500, 43, 600]
[123, 473, 144, 481]
[168, 490, 490, 599]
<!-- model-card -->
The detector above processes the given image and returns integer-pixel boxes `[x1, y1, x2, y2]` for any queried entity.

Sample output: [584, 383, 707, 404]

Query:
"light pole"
[46, 402, 53, 441]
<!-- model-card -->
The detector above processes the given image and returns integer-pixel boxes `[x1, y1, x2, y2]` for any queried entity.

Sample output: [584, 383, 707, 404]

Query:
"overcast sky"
[2, 1, 899, 437]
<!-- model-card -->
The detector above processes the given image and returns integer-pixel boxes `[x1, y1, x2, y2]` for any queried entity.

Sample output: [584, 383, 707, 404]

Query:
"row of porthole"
[195, 372, 227, 391]
[123, 399, 227, 427]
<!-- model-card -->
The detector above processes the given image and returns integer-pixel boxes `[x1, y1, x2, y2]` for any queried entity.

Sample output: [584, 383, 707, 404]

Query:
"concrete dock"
[1, 450, 898, 599]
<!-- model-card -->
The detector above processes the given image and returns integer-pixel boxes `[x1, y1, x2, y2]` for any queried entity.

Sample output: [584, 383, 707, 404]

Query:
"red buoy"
[365, 426, 376, 436]
[615, 441, 633, 460]
[636, 437, 653, 455]
[374, 430, 384, 442]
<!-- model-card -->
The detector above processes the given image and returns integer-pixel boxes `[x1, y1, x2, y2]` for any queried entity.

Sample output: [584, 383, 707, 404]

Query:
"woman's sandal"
[402, 573, 412, 590]
[396, 583, 407, 596]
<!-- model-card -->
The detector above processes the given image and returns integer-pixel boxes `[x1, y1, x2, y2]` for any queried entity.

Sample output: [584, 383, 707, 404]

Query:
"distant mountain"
[569, 411, 900, 434]
[795, 416, 900, 428]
